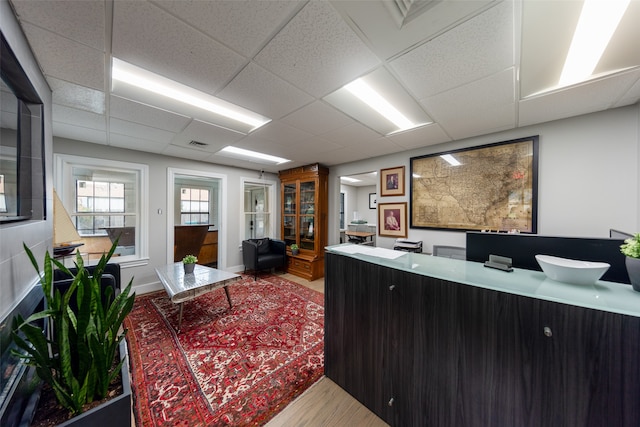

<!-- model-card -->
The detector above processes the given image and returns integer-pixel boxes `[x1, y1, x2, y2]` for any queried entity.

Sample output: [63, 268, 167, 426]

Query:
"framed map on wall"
[410, 136, 539, 233]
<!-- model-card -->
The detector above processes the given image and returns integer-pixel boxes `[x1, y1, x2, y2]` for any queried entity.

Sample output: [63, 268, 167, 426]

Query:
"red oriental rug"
[124, 274, 324, 426]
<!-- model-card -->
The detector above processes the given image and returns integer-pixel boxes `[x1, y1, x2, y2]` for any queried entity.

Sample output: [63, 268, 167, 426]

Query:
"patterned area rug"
[124, 274, 324, 426]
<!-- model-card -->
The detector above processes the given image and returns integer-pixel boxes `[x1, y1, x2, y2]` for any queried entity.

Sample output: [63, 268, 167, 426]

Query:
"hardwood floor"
[267, 273, 389, 427]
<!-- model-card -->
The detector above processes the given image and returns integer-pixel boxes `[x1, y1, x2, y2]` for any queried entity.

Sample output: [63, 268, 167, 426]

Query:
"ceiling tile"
[49, 78, 105, 114]
[217, 62, 313, 119]
[244, 121, 313, 146]
[255, 0, 380, 97]
[423, 68, 516, 140]
[390, 1, 513, 98]
[53, 123, 107, 145]
[615, 75, 640, 107]
[109, 95, 191, 133]
[280, 101, 354, 135]
[53, 105, 105, 131]
[108, 133, 169, 152]
[387, 123, 451, 150]
[169, 120, 245, 151]
[11, 0, 105, 50]
[20, 23, 104, 90]
[331, 0, 496, 60]
[320, 123, 385, 148]
[112, 1, 246, 95]
[153, 0, 302, 57]
[109, 118, 176, 144]
[519, 69, 640, 127]
[161, 145, 217, 162]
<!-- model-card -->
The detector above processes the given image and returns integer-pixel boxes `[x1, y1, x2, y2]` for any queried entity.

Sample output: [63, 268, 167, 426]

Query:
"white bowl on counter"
[535, 254, 610, 286]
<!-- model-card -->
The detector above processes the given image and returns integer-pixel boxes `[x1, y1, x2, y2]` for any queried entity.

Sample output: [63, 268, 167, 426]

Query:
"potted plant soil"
[12, 240, 135, 426]
[620, 233, 640, 291]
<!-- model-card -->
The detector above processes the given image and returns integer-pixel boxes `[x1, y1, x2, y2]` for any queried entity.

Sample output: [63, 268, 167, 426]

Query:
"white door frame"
[167, 167, 227, 269]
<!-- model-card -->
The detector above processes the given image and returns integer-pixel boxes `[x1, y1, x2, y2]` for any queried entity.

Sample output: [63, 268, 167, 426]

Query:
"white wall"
[329, 104, 640, 254]
[0, 1, 54, 320]
[53, 138, 279, 294]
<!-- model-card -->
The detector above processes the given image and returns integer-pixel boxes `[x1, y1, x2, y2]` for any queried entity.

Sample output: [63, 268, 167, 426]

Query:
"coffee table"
[155, 262, 241, 331]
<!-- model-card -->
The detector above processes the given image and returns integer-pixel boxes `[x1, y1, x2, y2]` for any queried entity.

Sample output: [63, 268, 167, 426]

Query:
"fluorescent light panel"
[340, 177, 361, 183]
[345, 79, 415, 130]
[218, 146, 290, 165]
[112, 58, 270, 132]
[559, 0, 630, 87]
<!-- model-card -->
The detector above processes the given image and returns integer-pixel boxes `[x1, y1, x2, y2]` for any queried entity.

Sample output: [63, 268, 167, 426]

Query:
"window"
[340, 192, 345, 229]
[55, 154, 148, 264]
[241, 177, 276, 241]
[180, 187, 209, 225]
[76, 180, 126, 235]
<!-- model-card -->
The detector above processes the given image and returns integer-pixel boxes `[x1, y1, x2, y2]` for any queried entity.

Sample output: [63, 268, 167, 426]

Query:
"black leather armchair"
[242, 238, 286, 280]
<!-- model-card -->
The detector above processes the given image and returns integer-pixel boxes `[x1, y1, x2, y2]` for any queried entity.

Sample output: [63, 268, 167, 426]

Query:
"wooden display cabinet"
[279, 163, 328, 280]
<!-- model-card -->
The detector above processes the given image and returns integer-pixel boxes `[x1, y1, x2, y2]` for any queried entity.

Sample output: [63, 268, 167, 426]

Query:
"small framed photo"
[378, 202, 407, 238]
[369, 193, 377, 209]
[380, 166, 405, 197]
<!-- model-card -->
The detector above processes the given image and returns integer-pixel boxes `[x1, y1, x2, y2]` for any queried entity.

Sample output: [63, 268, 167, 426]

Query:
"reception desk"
[324, 245, 640, 427]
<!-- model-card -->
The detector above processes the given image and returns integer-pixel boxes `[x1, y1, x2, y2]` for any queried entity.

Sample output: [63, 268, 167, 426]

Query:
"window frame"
[54, 154, 149, 266]
[240, 176, 277, 243]
[179, 186, 210, 225]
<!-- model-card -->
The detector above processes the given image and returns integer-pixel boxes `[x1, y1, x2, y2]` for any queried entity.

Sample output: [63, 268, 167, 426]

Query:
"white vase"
[626, 256, 640, 292]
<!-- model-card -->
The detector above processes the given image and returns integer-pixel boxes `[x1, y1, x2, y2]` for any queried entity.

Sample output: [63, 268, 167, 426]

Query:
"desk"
[155, 263, 240, 331]
[344, 230, 375, 245]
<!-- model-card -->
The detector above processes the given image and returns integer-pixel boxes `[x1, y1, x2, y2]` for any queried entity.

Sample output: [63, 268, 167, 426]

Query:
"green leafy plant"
[182, 254, 198, 264]
[290, 244, 299, 251]
[620, 233, 640, 258]
[11, 240, 135, 416]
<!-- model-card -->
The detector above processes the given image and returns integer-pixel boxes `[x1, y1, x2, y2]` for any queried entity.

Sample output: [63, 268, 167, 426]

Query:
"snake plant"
[11, 239, 135, 415]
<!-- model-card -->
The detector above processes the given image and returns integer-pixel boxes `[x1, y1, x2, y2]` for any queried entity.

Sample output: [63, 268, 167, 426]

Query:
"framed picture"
[369, 193, 377, 209]
[410, 136, 538, 232]
[380, 166, 405, 197]
[378, 202, 407, 238]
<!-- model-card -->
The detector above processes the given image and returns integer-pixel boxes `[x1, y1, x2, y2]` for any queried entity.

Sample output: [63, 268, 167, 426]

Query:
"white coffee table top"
[155, 263, 240, 303]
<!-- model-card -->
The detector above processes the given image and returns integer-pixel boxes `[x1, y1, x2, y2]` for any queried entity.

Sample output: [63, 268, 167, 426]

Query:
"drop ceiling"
[7, 0, 640, 173]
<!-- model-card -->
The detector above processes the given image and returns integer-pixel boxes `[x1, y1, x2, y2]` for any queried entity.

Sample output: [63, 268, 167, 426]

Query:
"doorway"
[168, 168, 226, 268]
[339, 171, 378, 243]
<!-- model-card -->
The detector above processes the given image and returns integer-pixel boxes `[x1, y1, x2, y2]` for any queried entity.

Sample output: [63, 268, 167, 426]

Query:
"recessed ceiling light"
[340, 177, 361, 183]
[344, 78, 415, 130]
[111, 58, 271, 133]
[216, 146, 290, 165]
[559, 0, 630, 87]
[323, 68, 432, 136]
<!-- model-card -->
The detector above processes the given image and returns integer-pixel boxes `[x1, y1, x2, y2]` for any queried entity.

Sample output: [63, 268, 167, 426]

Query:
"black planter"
[23, 340, 133, 427]
[626, 256, 640, 292]
[58, 340, 132, 427]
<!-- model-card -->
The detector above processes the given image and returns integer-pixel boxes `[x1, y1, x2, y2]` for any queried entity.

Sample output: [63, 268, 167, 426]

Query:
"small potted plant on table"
[620, 233, 640, 291]
[182, 254, 198, 274]
[290, 244, 299, 256]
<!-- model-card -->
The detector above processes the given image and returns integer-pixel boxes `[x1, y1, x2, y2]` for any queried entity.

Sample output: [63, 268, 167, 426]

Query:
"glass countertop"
[326, 244, 640, 318]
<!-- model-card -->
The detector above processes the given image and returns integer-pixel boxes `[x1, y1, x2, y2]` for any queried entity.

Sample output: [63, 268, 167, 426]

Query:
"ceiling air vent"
[189, 140, 208, 147]
[384, 0, 441, 27]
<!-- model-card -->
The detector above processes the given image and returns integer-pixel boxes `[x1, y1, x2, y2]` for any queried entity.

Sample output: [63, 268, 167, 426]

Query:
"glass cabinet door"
[299, 181, 315, 250]
[283, 183, 297, 246]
